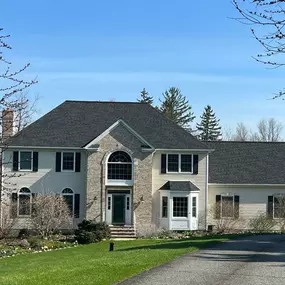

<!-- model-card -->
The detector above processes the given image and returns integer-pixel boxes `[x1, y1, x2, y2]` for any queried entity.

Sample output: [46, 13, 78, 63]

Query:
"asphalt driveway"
[118, 234, 285, 285]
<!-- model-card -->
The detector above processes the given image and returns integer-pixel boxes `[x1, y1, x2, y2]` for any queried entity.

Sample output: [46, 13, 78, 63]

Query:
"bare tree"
[232, 1, 285, 97]
[0, 201, 17, 238]
[13, 92, 39, 133]
[234, 122, 249, 141]
[222, 125, 234, 141]
[0, 27, 37, 231]
[32, 193, 73, 238]
[257, 118, 283, 142]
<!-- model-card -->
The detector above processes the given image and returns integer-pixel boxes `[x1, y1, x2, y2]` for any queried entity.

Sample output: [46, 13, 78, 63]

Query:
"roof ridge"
[207, 140, 285, 144]
[65, 100, 147, 105]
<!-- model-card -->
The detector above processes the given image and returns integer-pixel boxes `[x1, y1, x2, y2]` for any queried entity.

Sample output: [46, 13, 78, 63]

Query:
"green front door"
[112, 195, 125, 224]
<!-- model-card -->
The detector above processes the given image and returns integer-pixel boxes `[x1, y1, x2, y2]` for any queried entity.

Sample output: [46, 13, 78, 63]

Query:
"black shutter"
[75, 152, 81, 172]
[193, 155, 199, 174]
[33, 152, 39, 172]
[234, 195, 240, 219]
[31, 193, 37, 217]
[161, 154, 166, 174]
[13, 151, 19, 171]
[74, 194, 80, 218]
[56, 152, 61, 172]
[216, 195, 221, 219]
[10, 193, 18, 218]
[268, 196, 274, 219]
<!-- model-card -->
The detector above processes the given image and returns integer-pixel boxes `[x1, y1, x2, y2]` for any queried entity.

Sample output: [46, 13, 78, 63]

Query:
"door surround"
[106, 189, 132, 225]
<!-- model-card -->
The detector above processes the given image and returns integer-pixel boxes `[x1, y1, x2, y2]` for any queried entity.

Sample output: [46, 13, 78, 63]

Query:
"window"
[274, 195, 285, 219]
[173, 197, 188, 217]
[107, 151, 132, 180]
[162, 196, 168, 218]
[126, 196, 130, 210]
[19, 151, 32, 171]
[168, 154, 179, 172]
[167, 154, 193, 173]
[62, 152, 75, 171]
[221, 196, 234, 218]
[192, 196, 197, 218]
[62, 188, 74, 215]
[18, 187, 31, 216]
[107, 196, 111, 210]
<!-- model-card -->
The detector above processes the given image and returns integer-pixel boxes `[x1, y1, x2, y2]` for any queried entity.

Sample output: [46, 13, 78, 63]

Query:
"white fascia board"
[209, 183, 285, 187]
[6, 146, 84, 150]
[84, 119, 154, 150]
[155, 148, 214, 153]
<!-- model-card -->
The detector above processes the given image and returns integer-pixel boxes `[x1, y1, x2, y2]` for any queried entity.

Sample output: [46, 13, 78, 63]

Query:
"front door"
[112, 195, 125, 224]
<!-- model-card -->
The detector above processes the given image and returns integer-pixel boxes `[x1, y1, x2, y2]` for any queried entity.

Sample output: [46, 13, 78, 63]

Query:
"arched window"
[18, 187, 31, 216]
[108, 151, 132, 180]
[62, 188, 74, 215]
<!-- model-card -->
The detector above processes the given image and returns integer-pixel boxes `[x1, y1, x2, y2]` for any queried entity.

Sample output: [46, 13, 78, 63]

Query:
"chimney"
[2, 108, 14, 141]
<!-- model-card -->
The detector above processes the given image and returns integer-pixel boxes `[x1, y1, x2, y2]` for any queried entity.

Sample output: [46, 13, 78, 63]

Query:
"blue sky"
[2, 0, 285, 134]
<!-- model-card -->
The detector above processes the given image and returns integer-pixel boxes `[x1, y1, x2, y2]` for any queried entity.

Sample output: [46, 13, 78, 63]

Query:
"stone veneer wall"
[86, 124, 153, 234]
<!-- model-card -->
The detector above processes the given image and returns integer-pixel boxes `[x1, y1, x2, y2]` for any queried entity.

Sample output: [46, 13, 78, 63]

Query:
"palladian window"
[107, 151, 132, 181]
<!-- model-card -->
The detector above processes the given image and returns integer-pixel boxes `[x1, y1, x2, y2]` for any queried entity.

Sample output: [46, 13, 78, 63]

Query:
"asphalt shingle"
[207, 141, 285, 184]
[8, 101, 208, 150]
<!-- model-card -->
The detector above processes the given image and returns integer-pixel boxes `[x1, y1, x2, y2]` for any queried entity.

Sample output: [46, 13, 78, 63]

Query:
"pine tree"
[137, 88, 153, 105]
[196, 105, 222, 141]
[159, 87, 195, 128]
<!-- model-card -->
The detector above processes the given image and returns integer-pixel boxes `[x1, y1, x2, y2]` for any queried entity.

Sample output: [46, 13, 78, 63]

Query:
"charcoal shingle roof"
[207, 141, 285, 184]
[160, 181, 200, 191]
[8, 101, 208, 150]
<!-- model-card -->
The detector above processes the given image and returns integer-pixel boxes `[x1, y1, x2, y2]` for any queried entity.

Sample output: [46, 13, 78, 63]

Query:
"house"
[2, 101, 285, 236]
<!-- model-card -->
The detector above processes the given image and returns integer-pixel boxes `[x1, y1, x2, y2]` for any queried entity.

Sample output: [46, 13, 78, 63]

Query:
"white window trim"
[18, 189, 32, 217]
[62, 188, 75, 215]
[273, 194, 285, 219]
[166, 154, 193, 174]
[61, 152, 76, 172]
[19, 151, 33, 172]
[221, 195, 234, 219]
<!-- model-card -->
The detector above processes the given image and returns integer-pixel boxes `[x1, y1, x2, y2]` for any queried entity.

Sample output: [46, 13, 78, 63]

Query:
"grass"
[0, 235, 236, 285]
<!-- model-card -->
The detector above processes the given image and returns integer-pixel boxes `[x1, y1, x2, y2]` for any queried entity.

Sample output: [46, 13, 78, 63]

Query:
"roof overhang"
[159, 181, 200, 192]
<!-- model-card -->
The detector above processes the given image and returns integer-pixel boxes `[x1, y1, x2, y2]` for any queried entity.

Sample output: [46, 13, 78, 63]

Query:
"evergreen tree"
[196, 105, 222, 140]
[159, 87, 195, 128]
[137, 88, 153, 105]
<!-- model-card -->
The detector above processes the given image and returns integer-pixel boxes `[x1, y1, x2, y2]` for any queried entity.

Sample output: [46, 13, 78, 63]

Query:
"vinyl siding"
[208, 184, 285, 228]
[2, 149, 87, 227]
[152, 151, 208, 229]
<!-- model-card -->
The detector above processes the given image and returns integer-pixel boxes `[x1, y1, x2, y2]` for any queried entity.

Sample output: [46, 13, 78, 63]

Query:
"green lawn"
[0, 236, 233, 285]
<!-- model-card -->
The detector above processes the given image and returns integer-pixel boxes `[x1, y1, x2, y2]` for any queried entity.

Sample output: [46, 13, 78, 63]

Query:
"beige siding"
[152, 151, 208, 229]
[2, 149, 87, 223]
[208, 184, 285, 228]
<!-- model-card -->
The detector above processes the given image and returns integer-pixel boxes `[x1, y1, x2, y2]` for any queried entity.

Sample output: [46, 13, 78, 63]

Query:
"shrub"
[249, 213, 277, 232]
[75, 220, 110, 244]
[27, 237, 44, 249]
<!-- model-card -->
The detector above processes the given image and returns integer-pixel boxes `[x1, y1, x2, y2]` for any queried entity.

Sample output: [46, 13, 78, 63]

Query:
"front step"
[109, 226, 137, 240]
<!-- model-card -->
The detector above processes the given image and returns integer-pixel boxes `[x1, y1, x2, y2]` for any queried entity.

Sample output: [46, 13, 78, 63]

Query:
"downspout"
[205, 153, 209, 231]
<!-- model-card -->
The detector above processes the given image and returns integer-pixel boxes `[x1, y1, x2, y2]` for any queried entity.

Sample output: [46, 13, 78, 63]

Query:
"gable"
[84, 120, 154, 151]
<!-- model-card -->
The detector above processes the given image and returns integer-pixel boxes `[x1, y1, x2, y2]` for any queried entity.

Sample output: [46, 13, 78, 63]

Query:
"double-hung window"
[167, 154, 193, 173]
[19, 151, 33, 171]
[162, 196, 168, 218]
[18, 188, 32, 216]
[273, 195, 285, 219]
[62, 152, 75, 171]
[221, 196, 234, 218]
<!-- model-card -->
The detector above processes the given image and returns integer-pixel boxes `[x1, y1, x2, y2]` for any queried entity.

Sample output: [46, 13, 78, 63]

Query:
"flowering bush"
[0, 240, 78, 259]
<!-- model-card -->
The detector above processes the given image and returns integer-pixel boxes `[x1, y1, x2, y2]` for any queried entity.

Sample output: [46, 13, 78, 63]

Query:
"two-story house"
[2, 101, 211, 236]
[3, 100, 285, 236]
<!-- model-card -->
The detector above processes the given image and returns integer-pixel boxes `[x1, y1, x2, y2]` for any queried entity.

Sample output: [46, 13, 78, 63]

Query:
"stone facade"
[86, 123, 153, 234]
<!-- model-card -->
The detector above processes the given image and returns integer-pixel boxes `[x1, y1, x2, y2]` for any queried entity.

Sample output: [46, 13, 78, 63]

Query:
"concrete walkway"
[118, 235, 285, 285]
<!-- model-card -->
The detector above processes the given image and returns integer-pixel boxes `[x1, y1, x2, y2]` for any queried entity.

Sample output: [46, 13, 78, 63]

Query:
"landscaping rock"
[18, 239, 30, 248]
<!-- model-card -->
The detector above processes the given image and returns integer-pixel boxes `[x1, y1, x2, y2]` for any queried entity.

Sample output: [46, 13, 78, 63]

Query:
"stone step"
[111, 235, 137, 239]
[109, 225, 137, 239]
